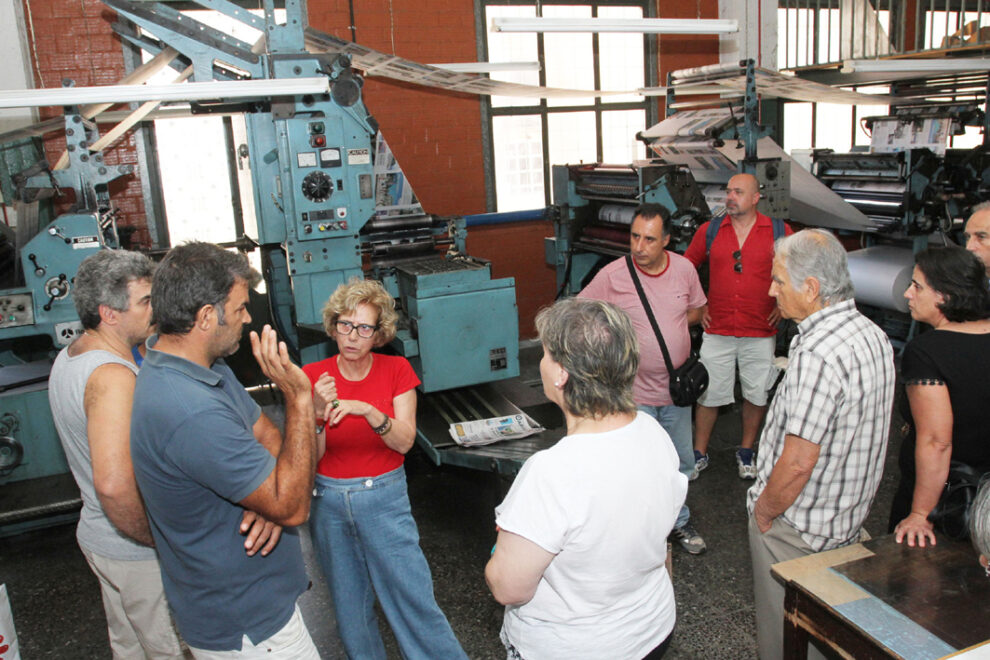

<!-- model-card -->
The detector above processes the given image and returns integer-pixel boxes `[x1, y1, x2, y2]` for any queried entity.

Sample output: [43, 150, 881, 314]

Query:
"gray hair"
[970, 201, 990, 216]
[152, 242, 260, 335]
[774, 229, 854, 306]
[970, 480, 990, 562]
[535, 298, 638, 418]
[73, 249, 155, 330]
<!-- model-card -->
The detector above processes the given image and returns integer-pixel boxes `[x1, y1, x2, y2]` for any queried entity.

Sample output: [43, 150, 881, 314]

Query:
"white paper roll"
[847, 246, 915, 313]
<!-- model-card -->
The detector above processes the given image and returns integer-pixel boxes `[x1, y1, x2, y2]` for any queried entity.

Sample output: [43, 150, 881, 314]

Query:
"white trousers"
[188, 606, 319, 659]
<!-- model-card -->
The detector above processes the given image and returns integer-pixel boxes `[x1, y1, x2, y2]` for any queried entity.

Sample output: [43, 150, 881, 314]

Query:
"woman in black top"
[890, 247, 990, 546]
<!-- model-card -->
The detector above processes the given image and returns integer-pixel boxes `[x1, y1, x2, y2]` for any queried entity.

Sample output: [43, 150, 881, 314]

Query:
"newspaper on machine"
[449, 414, 544, 447]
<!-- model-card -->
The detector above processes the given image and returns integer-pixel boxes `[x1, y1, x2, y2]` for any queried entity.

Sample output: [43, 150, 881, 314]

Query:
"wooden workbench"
[771, 535, 990, 659]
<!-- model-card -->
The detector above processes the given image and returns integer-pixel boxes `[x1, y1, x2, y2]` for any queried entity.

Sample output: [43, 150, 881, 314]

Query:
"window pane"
[602, 109, 646, 163]
[598, 6, 644, 104]
[548, 111, 596, 167]
[142, 9, 276, 285]
[493, 115, 545, 211]
[952, 125, 984, 149]
[783, 102, 813, 153]
[486, 5, 540, 109]
[155, 116, 235, 245]
[816, 102, 852, 152]
[544, 5, 594, 107]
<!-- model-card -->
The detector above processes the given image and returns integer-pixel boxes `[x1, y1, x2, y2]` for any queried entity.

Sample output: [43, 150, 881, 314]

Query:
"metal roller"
[367, 239, 439, 268]
[363, 216, 431, 232]
[597, 204, 636, 225]
[362, 214, 439, 233]
[670, 61, 747, 82]
[581, 224, 630, 246]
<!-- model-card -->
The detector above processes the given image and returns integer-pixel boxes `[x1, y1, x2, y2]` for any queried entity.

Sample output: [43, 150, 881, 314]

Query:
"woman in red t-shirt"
[303, 278, 466, 660]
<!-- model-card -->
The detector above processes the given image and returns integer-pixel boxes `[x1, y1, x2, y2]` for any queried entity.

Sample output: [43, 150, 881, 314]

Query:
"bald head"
[725, 173, 761, 220]
[965, 206, 990, 276]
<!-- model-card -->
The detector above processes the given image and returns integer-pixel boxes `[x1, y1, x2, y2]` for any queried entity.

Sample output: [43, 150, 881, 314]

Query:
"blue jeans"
[638, 404, 693, 529]
[310, 467, 466, 660]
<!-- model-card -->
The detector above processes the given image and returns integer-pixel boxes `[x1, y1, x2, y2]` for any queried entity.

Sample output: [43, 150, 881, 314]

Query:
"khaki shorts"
[81, 547, 187, 659]
[697, 334, 777, 407]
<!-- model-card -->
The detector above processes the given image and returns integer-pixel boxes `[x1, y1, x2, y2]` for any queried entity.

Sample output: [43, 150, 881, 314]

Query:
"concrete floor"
[0, 343, 905, 659]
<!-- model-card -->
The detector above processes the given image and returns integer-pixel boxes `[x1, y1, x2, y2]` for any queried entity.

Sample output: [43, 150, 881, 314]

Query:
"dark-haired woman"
[890, 247, 990, 546]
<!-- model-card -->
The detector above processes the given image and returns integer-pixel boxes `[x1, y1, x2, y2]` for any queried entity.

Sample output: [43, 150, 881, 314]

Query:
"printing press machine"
[546, 162, 710, 296]
[807, 102, 990, 342]
[812, 103, 990, 239]
[547, 61, 792, 296]
[564, 61, 990, 346]
[0, 0, 536, 532]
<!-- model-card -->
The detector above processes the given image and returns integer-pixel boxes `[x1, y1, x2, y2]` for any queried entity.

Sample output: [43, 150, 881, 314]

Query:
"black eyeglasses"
[733, 250, 743, 274]
[336, 320, 379, 338]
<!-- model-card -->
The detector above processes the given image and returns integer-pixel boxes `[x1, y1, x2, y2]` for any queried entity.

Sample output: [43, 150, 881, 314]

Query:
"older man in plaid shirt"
[747, 229, 895, 660]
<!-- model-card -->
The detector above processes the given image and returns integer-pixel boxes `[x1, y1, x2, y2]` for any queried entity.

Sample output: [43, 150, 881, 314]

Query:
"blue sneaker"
[689, 450, 709, 481]
[737, 448, 757, 480]
[670, 522, 707, 554]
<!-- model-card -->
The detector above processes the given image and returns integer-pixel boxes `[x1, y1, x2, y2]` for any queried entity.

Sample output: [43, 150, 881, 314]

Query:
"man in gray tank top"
[50, 251, 284, 658]
[49, 248, 188, 658]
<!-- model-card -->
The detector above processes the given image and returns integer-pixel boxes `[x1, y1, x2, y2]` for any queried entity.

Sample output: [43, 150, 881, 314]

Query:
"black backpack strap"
[625, 256, 675, 374]
[705, 216, 723, 256]
[771, 217, 785, 242]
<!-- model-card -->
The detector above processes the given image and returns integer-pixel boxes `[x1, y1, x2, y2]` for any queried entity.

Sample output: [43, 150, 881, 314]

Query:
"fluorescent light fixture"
[841, 58, 990, 73]
[429, 62, 542, 73]
[0, 78, 330, 109]
[491, 17, 737, 34]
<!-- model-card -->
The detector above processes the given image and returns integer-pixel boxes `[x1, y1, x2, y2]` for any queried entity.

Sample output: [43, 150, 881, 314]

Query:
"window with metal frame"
[777, 1, 987, 153]
[478, 1, 657, 212]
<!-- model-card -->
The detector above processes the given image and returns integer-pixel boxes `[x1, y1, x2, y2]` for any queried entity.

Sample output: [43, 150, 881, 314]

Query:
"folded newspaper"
[449, 414, 544, 447]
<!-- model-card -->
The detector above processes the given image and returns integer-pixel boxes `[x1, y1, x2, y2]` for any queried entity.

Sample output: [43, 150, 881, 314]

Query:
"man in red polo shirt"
[684, 173, 792, 480]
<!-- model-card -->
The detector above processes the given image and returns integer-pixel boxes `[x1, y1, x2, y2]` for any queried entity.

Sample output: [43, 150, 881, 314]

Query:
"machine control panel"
[284, 113, 375, 244]
[301, 209, 350, 233]
[749, 159, 791, 220]
[0, 294, 34, 329]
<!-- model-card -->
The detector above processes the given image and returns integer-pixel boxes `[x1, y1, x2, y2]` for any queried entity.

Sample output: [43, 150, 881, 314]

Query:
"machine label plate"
[490, 347, 508, 371]
[71, 236, 99, 249]
[347, 148, 370, 165]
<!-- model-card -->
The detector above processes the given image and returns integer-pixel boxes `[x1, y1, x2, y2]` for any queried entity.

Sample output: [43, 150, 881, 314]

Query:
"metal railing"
[779, 0, 990, 70]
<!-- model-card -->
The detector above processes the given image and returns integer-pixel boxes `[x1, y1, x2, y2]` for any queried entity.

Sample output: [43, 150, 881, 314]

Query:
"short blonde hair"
[322, 278, 399, 347]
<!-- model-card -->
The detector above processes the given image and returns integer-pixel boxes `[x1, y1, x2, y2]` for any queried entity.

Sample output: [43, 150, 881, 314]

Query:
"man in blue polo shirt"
[131, 242, 320, 658]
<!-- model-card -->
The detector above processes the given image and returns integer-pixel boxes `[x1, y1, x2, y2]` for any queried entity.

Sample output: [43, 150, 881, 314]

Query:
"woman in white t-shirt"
[485, 298, 688, 660]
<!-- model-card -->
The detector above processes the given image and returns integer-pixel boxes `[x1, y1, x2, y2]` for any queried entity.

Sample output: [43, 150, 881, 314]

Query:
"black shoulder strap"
[625, 256, 675, 374]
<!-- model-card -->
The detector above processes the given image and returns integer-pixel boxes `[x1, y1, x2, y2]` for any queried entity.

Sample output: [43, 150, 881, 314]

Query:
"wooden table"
[771, 535, 990, 659]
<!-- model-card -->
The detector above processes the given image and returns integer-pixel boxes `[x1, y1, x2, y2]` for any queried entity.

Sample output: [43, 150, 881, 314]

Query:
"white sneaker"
[736, 449, 757, 480]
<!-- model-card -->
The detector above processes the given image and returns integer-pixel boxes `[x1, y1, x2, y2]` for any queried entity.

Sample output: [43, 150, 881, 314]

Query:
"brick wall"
[313, 2, 486, 216]
[22, 0, 718, 337]
[466, 220, 557, 339]
[22, 0, 151, 247]
[656, 0, 720, 115]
